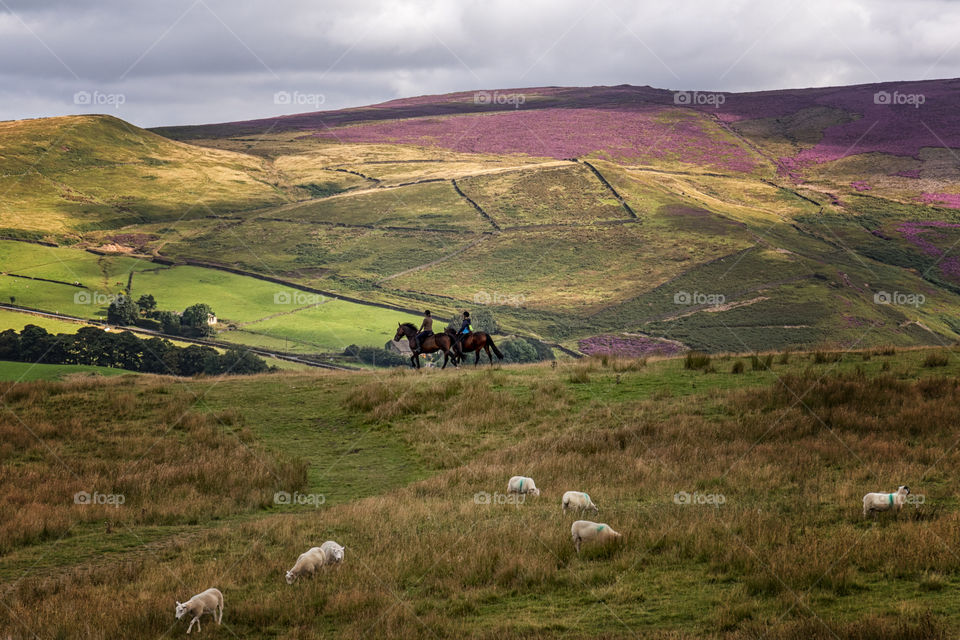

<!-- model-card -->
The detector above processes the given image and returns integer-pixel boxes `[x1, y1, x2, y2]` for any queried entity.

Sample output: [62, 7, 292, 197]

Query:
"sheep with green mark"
[507, 475, 540, 497]
[571, 520, 621, 553]
[863, 485, 910, 518]
[562, 491, 598, 515]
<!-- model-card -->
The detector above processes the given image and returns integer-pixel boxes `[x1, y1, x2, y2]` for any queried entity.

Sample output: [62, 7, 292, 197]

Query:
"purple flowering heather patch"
[895, 221, 960, 282]
[578, 334, 683, 357]
[918, 193, 960, 209]
[321, 108, 759, 173]
[851, 180, 871, 191]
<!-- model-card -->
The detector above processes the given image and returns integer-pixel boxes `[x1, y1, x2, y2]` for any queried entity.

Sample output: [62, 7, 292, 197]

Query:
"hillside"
[3, 350, 960, 638]
[2, 80, 960, 356]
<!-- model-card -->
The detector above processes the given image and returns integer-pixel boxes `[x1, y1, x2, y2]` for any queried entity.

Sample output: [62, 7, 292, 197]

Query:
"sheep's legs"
[187, 616, 199, 633]
[218, 605, 223, 624]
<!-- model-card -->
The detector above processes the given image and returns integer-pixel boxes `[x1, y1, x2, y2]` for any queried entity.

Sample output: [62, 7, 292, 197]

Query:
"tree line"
[0, 325, 269, 376]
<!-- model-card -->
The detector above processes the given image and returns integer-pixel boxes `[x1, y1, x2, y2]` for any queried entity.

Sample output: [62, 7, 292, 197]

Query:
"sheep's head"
[899, 485, 911, 495]
[175, 602, 187, 619]
[530, 488, 541, 497]
[285, 570, 296, 585]
[589, 504, 600, 514]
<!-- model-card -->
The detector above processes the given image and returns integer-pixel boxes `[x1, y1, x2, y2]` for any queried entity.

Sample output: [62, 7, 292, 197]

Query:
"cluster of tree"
[444, 308, 498, 334]
[499, 336, 555, 363]
[107, 294, 215, 338]
[0, 325, 268, 376]
[345, 344, 410, 367]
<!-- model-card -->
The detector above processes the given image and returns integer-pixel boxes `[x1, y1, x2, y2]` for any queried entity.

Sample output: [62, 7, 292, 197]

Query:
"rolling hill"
[3, 79, 960, 356]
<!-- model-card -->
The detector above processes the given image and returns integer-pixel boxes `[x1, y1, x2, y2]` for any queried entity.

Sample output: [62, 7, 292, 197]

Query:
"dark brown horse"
[446, 327, 504, 366]
[394, 322, 458, 369]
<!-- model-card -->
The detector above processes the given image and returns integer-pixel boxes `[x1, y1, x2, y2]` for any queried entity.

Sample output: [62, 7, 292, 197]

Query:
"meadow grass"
[2, 349, 960, 638]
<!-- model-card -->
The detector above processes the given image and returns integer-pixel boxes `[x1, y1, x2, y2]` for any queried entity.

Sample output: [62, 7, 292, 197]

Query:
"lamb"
[863, 485, 910, 518]
[175, 588, 223, 634]
[285, 546, 327, 584]
[571, 520, 622, 553]
[507, 475, 541, 497]
[320, 540, 345, 564]
[562, 491, 599, 515]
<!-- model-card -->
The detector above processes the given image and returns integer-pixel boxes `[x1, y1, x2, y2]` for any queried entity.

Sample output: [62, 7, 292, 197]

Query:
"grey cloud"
[2, 0, 960, 127]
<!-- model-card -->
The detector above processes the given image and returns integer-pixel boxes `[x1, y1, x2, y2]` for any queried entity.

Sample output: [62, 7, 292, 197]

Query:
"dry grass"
[3, 359, 960, 638]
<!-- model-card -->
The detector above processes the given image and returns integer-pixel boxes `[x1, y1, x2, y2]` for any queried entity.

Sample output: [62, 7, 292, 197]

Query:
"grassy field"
[0, 115, 289, 236]
[0, 360, 134, 381]
[2, 347, 960, 638]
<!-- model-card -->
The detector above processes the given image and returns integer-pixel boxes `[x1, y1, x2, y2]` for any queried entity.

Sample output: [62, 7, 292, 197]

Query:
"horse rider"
[414, 310, 433, 353]
[455, 311, 472, 349]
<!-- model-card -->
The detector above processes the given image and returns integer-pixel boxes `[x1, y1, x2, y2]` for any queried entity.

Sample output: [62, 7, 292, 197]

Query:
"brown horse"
[394, 323, 458, 369]
[446, 327, 504, 366]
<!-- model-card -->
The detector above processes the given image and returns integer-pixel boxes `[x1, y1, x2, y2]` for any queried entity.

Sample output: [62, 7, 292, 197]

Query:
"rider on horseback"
[414, 310, 433, 353]
[452, 311, 471, 354]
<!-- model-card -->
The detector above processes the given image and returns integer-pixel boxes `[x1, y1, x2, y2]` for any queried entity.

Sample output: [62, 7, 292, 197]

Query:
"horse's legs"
[474, 351, 480, 366]
[441, 351, 448, 369]
[486, 345, 493, 365]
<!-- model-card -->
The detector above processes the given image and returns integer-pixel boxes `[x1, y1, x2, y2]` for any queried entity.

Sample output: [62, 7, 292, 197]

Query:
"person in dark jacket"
[414, 310, 433, 352]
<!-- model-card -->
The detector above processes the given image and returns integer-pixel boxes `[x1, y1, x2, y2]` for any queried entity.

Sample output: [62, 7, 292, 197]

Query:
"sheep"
[285, 546, 327, 584]
[571, 520, 621, 553]
[507, 475, 541, 497]
[863, 485, 910, 518]
[320, 540, 345, 564]
[562, 491, 599, 515]
[175, 588, 223, 634]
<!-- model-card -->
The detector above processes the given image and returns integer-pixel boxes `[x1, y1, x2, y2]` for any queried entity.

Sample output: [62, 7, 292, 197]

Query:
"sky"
[2, 0, 960, 128]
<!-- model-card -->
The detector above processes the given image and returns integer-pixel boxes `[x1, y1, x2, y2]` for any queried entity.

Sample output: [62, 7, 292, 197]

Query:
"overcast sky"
[2, 0, 960, 128]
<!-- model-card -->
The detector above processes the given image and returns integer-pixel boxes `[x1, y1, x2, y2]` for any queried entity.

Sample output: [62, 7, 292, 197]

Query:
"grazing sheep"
[863, 485, 910, 518]
[285, 546, 327, 584]
[320, 540, 345, 564]
[175, 588, 223, 634]
[571, 520, 622, 553]
[507, 475, 541, 497]
[562, 491, 599, 515]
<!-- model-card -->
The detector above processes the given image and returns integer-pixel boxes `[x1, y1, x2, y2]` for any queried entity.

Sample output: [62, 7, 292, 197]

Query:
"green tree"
[500, 337, 539, 363]
[176, 344, 218, 376]
[154, 310, 181, 335]
[181, 303, 215, 337]
[211, 348, 269, 375]
[107, 295, 139, 326]
[470, 308, 499, 334]
[136, 294, 157, 314]
[0, 329, 20, 360]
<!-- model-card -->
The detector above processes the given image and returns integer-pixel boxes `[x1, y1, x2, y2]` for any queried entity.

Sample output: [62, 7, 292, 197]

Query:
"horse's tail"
[487, 335, 504, 360]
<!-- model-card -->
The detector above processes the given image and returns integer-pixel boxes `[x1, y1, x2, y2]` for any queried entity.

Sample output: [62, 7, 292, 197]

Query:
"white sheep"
[863, 485, 910, 518]
[562, 491, 599, 515]
[320, 540, 345, 564]
[571, 520, 622, 553]
[507, 475, 541, 497]
[175, 588, 223, 634]
[285, 546, 327, 584]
